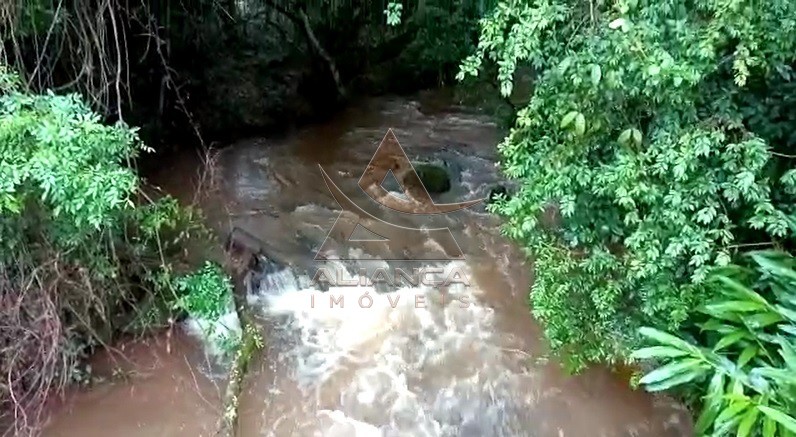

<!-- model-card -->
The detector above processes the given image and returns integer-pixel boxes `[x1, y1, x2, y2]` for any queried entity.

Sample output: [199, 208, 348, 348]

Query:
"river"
[43, 92, 694, 436]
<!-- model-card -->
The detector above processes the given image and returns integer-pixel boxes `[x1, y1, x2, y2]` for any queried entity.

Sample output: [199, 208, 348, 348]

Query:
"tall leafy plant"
[457, 0, 796, 368]
[0, 66, 209, 434]
[632, 251, 796, 436]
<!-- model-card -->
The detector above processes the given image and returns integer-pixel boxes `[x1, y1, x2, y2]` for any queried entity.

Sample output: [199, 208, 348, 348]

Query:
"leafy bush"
[175, 261, 241, 359]
[0, 66, 206, 433]
[175, 261, 234, 321]
[632, 251, 796, 436]
[458, 0, 796, 368]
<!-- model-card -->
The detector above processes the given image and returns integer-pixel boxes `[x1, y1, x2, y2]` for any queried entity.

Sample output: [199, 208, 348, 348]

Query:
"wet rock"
[224, 226, 309, 294]
[224, 226, 266, 271]
[407, 163, 451, 194]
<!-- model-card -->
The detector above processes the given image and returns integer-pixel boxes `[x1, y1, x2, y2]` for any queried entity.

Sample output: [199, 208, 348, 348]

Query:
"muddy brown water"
[43, 93, 694, 436]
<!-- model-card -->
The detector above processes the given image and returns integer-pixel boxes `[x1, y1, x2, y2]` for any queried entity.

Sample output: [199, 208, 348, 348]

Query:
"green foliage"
[174, 261, 234, 322]
[0, 67, 145, 249]
[174, 261, 241, 359]
[2, 0, 59, 38]
[459, 0, 796, 368]
[0, 67, 210, 430]
[632, 251, 796, 436]
[378, 1, 496, 88]
[385, 2, 404, 26]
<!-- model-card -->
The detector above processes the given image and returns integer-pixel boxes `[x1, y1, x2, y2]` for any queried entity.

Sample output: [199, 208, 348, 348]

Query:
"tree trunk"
[262, 0, 346, 100]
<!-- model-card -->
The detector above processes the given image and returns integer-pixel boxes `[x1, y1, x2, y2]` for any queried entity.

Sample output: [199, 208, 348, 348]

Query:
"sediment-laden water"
[43, 93, 693, 437]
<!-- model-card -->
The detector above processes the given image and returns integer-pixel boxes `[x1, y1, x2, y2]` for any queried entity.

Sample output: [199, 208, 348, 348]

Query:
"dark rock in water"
[225, 226, 266, 271]
[487, 185, 509, 204]
[225, 226, 308, 294]
[408, 163, 451, 194]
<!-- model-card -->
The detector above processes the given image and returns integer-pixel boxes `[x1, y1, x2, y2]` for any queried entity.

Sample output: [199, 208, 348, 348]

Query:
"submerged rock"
[407, 163, 451, 194]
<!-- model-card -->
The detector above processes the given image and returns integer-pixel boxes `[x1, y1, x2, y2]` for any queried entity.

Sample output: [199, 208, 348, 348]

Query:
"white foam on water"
[387, 190, 409, 200]
[253, 261, 538, 436]
[459, 168, 480, 199]
[315, 410, 382, 436]
[246, 266, 308, 302]
[183, 309, 242, 359]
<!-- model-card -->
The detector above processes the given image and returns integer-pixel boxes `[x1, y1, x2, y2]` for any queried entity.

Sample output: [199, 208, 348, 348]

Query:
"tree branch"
[261, 0, 346, 99]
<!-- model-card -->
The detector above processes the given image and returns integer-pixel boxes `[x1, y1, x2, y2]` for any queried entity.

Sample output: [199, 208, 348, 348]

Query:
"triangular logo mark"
[357, 129, 482, 215]
[348, 223, 388, 242]
[380, 169, 407, 198]
[315, 129, 484, 261]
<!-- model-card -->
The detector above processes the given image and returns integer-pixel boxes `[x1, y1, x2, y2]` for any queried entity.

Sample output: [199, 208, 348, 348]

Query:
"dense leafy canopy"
[459, 0, 796, 368]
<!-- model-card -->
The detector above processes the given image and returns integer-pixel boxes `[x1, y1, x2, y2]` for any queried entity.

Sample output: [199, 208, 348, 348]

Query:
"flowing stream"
[43, 92, 694, 437]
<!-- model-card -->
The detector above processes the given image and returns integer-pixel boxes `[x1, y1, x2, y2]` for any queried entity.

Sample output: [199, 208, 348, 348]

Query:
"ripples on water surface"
[44, 95, 693, 437]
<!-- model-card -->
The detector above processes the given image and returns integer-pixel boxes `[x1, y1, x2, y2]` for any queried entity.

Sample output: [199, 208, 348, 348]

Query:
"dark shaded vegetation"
[2, 0, 493, 153]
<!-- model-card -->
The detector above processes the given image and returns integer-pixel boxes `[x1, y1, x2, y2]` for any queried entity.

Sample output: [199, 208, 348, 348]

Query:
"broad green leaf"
[644, 364, 708, 392]
[713, 416, 743, 437]
[704, 300, 766, 315]
[716, 276, 771, 306]
[781, 325, 796, 336]
[696, 372, 726, 435]
[750, 252, 796, 283]
[560, 111, 578, 129]
[737, 344, 759, 368]
[775, 305, 796, 323]
[574, 113, 586, 136]
[714, 330, 748, 352]
[696, 396, 723, 434]
[590, 64, 602, 85]
[639, 358, 704, 386]
[703, 350, 739, 375]
[715, 401, 750, 431]
[629, 346, 689, 360]
[758, 406, 796, 433]
[728, 379, 745, 398]
[638, 327, 700, 354]
[775, 336, 796, 370]
[743, 312, 784, 329]
[751, 366, 796, 385]
[701, 319, 739, 334]
[737, 407, 760, 437]
[763, 416, 778, 437]
[699, 306, 744, 323]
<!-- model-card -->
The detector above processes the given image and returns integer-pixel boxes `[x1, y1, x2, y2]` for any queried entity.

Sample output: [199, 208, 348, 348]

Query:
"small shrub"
[174, 261, 241, 359]
[175, 261, 234, 321]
